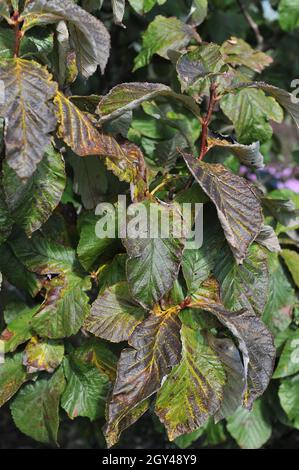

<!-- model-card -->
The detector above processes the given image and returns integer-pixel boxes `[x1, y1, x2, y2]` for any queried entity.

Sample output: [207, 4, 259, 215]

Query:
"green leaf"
[0, 190, 12, 246]
[214, 244, 269, 316]
[0, 303, 40, 353]
[0, 243, 42, 297]
[189, 0, 208, 26]
[221, 87, 283, 144]
[278, 0, 299, 31]
[105, 304, 182, 446]
[85, 281, 145, 343]
[123, 200, 184, 309]
[273, 330, 299, 378]
[182, 221, 225, 294]
[0, 352, 27, 407]
[182, 153, 263, 264]
[0, 59, 58, 179]
[23, 336, 64, 373]
[3, 146, 66, 236]
[77, 212, 119, 272]
[32, 272, 91, 339]
[68, 154, 108, 210]
[11, 366, 66, 444]
[174, 427, 205, 449]
[263, 254, 296, 336]
[128, 0, 161, 14]
[221, 37, 273, 73]
[155, 323, 225, 441]
[278, 373, 299, 429]
[133, 15, 197, 71]
[22, 0, 110, 77]
[280, 249, 299, 288]
[227, 401, 272, 449]
[96, 253, 127, 294]
[61, 345, 110, 420]
[97, 82, 201, 123]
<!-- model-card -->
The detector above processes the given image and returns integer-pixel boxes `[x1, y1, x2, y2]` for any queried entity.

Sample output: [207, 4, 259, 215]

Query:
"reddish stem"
[12, 11, 23, 58]
[198, 83, 219, 160]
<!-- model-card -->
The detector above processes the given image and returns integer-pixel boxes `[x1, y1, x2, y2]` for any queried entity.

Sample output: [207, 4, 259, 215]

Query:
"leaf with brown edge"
[105, 304, 182, 446]
[221, 37, 273, 73]
[155, 321, 226, 441]
[0, 59, 57, 180]
[84, 281, 146, 343]
[0, 352, 27, 408]
[23, 336, 64, 374]
[181, 152, 263, 264]
[96, 82, 201, 123]
[22, 0, 110, 77]
[105, 399, 150, 449]
[207, 134, 264, 169]
[54, 91, 126, 158]
[190, 278, 275, 409]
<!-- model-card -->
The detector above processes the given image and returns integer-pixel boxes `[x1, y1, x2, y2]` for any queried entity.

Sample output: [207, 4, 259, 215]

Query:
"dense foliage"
[0, 0, 299, 449]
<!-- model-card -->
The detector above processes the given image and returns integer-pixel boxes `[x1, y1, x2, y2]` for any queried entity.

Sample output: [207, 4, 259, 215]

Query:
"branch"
[237, 0, 264, 48]
[198, 82, 219, 160]
[11, 11, 23, 58]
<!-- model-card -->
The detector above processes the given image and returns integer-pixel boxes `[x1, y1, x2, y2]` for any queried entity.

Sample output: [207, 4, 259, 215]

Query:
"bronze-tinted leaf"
[182, 152, 263, 263]
[190, 279, 275, 409]
[22, 0, 110, 77]
[221, 37, 273, 73]
[84, 281, 145, 343]
[105, 305, 182, 446]
[0, 59, 57, 179]
[207, 134, 264, 169]
[96, 82, 200, 123]
[155, 323, 226, 440]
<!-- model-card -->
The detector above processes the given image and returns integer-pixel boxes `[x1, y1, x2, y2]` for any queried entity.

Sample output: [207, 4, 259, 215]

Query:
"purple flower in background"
[240, 163, 299, 193]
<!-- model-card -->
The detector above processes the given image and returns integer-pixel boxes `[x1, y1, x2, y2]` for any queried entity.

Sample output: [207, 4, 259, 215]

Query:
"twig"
[237, 0, 264, 48]
[198, 82, 219, 160]
[11, 11, 23, 58]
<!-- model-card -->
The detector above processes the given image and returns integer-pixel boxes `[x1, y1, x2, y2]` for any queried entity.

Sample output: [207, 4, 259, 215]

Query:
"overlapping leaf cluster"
[0, 0, 299, 450]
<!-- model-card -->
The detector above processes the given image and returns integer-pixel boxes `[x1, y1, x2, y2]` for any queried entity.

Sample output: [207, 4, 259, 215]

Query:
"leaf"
[0, 243, 42, 297]
[10, 366, 66, 444]
[227, 401, 272, 449]
[182, 221, 225, 294]
[221, 37, 273, 73]
[278, 0, 299, 31]
[182, 153, 263, 264]
[207, 134, 264, 169]
[22, 0, 110, 77]
[61, 344, 110, 420]
[96, 82, 201, 123]
[77, 212, 119, 272]
[263, 254, 295, 336]
[54, 91, 127, 158]
[0, 59, 57, 179]
[189, 0, 208, 27]
[0, 352, 27, 407]
[68, 153, 108, 210]
[0, 303, 40, 353]
[85, 281, 145, 343]
[112, 0, 125, 25]
[280, 249, 299, 288]
[273, 330, 299, 378]
[3, 146, 66, 236]
[155, 323, 226, 441]
[96, 253, 127, 294]
[128, 0, 160, 14]
[32, 272, 91, 339]
[262, 194, 299, 228]
[0, 190, 12, 246]
[220, 87, 283, 144]
[229, 81, 299, 130]
[123, 200, 185, 308]
[214, 244, 269, 316]
[190, 279, 275, 409]
[0, 1, 10, 20]
[105, 304, 182, 445]
[256, 225, 281, 253]
[133, 15, 198, 71]
[278, 374, 299, 429]
[23, 336, 64, 373]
